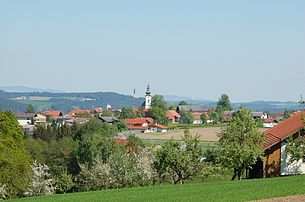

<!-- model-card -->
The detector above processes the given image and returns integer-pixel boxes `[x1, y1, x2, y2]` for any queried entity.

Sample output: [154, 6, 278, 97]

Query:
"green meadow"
[10, 175, 305, 202]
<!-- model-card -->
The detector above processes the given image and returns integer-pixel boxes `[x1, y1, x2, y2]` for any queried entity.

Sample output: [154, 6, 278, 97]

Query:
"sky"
[0, 0, 305, 102]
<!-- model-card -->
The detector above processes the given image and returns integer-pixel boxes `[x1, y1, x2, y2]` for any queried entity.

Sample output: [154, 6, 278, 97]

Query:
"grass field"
[9, 175, 305, 202]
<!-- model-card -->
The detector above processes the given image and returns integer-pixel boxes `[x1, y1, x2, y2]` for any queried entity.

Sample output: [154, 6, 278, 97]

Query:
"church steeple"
[146, 84, 151, 95]
[145, 84, 152, 109]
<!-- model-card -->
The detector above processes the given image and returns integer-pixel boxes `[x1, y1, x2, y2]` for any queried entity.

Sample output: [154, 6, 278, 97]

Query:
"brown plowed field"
[136, 127, 267, 142]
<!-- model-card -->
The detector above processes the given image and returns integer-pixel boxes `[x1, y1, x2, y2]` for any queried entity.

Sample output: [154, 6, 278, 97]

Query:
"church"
[141, 85, 152, 110]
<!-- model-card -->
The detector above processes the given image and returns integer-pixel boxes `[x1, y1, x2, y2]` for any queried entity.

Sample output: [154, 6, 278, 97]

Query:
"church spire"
[146, 84, 151, 95]
[145, 84, 152, 109]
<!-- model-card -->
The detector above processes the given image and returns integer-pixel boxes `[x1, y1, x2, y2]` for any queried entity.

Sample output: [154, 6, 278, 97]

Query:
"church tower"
[145, 84, 152, 109]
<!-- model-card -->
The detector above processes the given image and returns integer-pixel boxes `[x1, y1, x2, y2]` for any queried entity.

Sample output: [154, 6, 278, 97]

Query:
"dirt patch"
[251, 194, 305, 202]
[136, 127, 267, 142]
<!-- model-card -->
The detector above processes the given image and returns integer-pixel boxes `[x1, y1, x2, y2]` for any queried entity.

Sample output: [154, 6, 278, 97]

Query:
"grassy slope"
[10, 175, 305, 202]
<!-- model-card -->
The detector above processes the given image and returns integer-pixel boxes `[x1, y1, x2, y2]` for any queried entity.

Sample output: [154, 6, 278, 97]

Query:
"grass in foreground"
[9, 175, 305, 202]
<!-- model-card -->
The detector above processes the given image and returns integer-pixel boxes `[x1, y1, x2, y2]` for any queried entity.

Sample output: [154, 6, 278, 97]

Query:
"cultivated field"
[9, 175, 305, 202]
[136, 127, 267, 142]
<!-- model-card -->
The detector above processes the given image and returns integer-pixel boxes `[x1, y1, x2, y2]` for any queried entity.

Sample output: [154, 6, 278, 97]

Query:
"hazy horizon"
[1, 1, 304, 102]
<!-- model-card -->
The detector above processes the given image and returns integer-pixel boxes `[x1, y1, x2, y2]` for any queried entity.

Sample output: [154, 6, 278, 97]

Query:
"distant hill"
[0, 90, 144, 114]
[0, 86, 66, 93]
[0, 89, 303, 114]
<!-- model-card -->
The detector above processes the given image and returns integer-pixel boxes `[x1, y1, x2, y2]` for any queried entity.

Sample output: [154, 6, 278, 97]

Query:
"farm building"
[166, 110, 181, 123]
[249, 111, 305, 178]
[124, 118, 168, 133]
[263, 118, 279, 128]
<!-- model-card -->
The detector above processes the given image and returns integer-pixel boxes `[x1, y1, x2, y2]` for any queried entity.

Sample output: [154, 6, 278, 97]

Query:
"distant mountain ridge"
[0, 86, 66, 93]
[0, 87, 302, 114]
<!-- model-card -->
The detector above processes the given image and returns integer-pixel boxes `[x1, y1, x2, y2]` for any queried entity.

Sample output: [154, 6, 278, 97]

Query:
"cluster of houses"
[16, 109, 94, 134]
[16, 85, 283, 135]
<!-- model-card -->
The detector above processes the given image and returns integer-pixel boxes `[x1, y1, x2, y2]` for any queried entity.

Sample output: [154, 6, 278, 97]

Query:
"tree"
[0, 111, 32, 198]
[76, 132, 115, 167]
[179, 112, 194, 124]
[150, 107, 169, 125]
[127, 135, 144, 154]
[216, 94, 232, 113]
[208, 111, 219, 124]
[26, 104, 35, 113]
[24, 161, 56, 196]
[167, 105, 175, 110]
[178, 101, 188, 105]
[285, 115, 305, 161]
[120, 107, 135, 119]
[116, 120, 128, 132]
[151, 95, 167, 110]
[283, 109, 291, 120]
[154, 129, 203, 184]
[216, 107, 265, 180]
[200, 113, 208, 125]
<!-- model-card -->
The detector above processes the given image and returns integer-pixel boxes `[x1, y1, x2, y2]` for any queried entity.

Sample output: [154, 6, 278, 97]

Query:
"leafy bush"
[24, 162, 56, 196]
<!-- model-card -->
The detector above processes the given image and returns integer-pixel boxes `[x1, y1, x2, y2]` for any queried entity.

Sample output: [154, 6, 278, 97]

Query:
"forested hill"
[0, 90, 144, 114]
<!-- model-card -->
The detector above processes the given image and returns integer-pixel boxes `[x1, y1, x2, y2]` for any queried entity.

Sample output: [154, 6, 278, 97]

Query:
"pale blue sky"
[1, 0, 304, 102]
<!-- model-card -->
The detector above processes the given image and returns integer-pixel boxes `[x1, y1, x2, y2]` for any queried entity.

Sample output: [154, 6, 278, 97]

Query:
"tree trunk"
[237, 168, 242, 180]
[231, 168, 237, 181]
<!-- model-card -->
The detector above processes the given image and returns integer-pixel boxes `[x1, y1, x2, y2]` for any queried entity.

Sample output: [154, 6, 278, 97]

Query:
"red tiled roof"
[193, 113, 202, 119]
[264, 111, 305, 150]
[16, 113, 35, 118]
[128, 126, 149, 130]
[125, 118, 154, 125]
[150, 124, 169, 129]
[41, 110, 62, 117]
[166, 110, 181, 120]
[67, 109, 90, 117]
[263, 118, 279, 123]
[113, 138, 129, 144]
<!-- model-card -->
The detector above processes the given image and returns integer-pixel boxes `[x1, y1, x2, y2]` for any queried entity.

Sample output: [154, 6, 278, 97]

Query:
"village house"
[125, 118, 154, 133]
[149, 124, 169, 133]
[252, 112, 269, 119]
[124, 118, 168, 133]
[193, 113, 203, 124]
[99, 116, 119, 124]
[166, 110, 181, 123]
[263, 118, 279, 128]
[249, 111, 305, 178]
[67, 109, 90, 117]
[33, 113, 47, 125]
[16, 113, 35, 126]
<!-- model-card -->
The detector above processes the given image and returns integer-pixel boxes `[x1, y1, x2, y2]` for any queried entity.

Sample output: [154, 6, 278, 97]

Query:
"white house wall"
[280, 142, 305, 175]
[18, 119, 32, 126]
[263, 122, 278, 128]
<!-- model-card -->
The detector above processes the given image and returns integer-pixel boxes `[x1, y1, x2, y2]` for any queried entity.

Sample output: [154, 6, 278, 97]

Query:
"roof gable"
[166, 110, 181, 119]
[125, 118, 154, 125]
[264, 111, 305, 149]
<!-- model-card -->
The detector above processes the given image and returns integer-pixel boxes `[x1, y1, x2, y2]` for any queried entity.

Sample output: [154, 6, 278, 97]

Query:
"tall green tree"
[178, 101, 188, 105]
[216, 94, 232, 113]
[150, 107, 169, 125]
[216, 107, 265, 180]
[151, 95, 167, 110]
[179, 112, 194, 124]
[283, 109, 291, 120]
[208, 111, 219, 124]
[120, 107, 135, 119]
[154, 128, 203, 184]
[200, 113, 208, 124]
[26, 104, 35, 113]
[0, 111, 32, 198]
